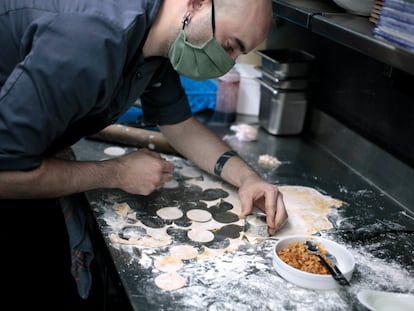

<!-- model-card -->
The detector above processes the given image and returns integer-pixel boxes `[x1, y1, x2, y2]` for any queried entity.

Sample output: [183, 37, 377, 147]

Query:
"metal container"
[257, 78, 307, 135]
[244, 213, 268, 237]
[256, 66, 308, 90]
[255, 49, 315, 79]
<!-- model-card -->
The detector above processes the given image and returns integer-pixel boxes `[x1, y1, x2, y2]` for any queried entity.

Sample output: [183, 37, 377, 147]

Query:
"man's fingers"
[275, 193, 288, 229]
[238, 185, 288, 235]
[161, 160, 175, 173]
[264, 192, 277, 233]
[268, 192, 288, 235]
[238, 191, 254, 219]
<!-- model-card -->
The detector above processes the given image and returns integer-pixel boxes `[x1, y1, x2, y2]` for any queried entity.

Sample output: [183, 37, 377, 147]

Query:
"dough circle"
[180, 166, 202, 178]
[186, 209, 212, 222]
[187, 229, 214, 243]
[170, 245, 199, 260]
[156, 207, 183, 220]
[104, 146, 126, 157]
[154, 255, 183, 272]
[154, 272, 186, 291]
[163, 179, 179, 189]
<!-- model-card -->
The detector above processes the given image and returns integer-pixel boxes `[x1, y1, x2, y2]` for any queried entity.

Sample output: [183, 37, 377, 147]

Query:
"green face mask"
[168, 0, 235, 80]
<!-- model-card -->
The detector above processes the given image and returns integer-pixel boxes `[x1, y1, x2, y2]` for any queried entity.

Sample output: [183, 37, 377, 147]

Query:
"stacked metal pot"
[255, 49, 315, 135]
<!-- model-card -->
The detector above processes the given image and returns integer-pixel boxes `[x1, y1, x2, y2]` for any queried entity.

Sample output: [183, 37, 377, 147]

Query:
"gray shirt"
[0, 0, 192, 171]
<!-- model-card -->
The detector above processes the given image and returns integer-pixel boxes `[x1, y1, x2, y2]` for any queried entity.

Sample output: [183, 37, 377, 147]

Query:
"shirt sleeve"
[0, 14, 128, 171]
[140, 61, 193, 126]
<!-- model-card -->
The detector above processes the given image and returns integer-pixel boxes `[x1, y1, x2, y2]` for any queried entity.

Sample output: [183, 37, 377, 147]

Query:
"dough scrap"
[170, 245, 199, 260]
[258, 154, 281, 169]
[197, 246, 226, 259]
[112, 202, 131, 218]
[229, 123, 258, 141]
[156, 207, 183, 220]
[154, 272, 186, 291]
[110, 233, 172, 248]
[154, 255, 183, 272]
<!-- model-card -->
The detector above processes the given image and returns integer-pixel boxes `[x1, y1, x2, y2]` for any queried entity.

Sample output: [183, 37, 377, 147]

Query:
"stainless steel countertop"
[72, 115, 414, 310]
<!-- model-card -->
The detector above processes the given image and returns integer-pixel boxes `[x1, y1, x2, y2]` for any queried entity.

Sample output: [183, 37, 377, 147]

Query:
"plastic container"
[179, 76, 217, 113]
[210, 68, 240, 124]
[235, 64, 262, 116]
[118, 77, 217, 125]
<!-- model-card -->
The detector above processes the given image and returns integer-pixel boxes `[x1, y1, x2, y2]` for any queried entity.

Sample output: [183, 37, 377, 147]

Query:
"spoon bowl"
[304, 240, 350, 286]
[357, 289, 414, 311]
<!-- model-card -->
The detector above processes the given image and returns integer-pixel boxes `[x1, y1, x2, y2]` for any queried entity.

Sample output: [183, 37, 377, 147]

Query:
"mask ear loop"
[211, 0, 216, 35]
[182, 12, 191, 29]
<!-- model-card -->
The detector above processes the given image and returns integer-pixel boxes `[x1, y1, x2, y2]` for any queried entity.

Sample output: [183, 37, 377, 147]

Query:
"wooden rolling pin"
[89, 124, 177, 154]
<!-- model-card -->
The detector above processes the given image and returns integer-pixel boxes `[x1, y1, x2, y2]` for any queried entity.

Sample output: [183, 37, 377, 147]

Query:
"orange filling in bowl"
[276, 241, 330, 275]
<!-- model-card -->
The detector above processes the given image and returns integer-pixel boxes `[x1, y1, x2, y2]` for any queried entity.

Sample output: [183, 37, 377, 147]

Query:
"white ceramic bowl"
[357, 290, 414, 311]
[272, 235, 355, 290]
[331, 0, 374, 16]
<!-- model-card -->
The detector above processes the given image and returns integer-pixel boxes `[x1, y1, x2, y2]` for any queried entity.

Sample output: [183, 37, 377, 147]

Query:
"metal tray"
[257, 78, 307, 135]
[256, 66, 308, 90]
[255, 49, 315, 79]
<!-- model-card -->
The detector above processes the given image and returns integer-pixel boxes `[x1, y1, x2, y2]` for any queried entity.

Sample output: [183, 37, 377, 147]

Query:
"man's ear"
[186, 0, 209, 14]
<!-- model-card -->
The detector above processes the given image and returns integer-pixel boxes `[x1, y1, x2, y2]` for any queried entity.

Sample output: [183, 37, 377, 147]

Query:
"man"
[0, 0, 287, 307]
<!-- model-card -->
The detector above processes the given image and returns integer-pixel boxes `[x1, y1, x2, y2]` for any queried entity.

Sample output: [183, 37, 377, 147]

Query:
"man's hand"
[113, 148, 175, 195]
[238, 175, 288, 235]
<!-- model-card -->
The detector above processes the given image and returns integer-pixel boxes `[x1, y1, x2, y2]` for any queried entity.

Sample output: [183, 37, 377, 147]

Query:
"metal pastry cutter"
[244, 212, 269, 237]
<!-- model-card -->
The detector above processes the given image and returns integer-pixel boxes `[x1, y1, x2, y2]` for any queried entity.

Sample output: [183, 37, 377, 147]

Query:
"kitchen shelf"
[272, 0, 341, 27]
[272, 0, 414, 76]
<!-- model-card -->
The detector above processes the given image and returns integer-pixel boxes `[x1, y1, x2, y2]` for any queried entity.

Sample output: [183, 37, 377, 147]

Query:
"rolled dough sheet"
[274, 185, 343, 237]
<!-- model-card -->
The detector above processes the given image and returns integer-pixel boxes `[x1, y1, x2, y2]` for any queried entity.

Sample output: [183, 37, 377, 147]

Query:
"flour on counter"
[87, 154, 414, 310]
[105, 233, 413, 311]
[170, 242, 412, 310]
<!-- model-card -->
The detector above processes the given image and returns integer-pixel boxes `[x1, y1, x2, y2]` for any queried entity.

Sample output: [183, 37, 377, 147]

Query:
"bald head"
[214, 0, 273, 54]
[145, 0, 273, 59]
[215, 0, 272, 21]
